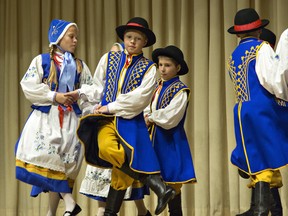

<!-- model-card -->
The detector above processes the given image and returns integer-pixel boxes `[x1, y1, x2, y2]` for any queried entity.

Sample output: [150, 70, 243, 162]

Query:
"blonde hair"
[47, 45, 83, 89]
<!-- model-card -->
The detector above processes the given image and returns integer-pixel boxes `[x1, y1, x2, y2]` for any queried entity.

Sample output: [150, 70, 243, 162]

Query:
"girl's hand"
[55, 93, 75, 106]
[64, 90, 79, 101]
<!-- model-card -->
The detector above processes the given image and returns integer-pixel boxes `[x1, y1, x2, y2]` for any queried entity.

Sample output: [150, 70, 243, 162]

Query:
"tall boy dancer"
[227, 8, 288, 215]
[236, 28, 283, 216]
[75, 17, 176, 216]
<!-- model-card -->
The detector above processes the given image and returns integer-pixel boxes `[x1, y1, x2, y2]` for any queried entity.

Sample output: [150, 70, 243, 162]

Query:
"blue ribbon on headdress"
[58, 52, 76, 93]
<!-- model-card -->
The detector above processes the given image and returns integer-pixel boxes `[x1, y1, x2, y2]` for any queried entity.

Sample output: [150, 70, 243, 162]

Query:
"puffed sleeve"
[78, 61, 94, 113]
[274, 28, 288, 100]
[148, 90, 188, 130]
[78, 54, 107, 103]
[108, 64, 157, 119]
[20, 55, 56, 105]
[256, 29, 288, 101]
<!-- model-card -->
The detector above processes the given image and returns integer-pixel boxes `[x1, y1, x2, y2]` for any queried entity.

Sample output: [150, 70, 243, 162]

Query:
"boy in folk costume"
[144, 45, 197, 215]
[227, 8, 288, 215]
[79, 42, 151, 216]
[15, 19, 93, 216]
[73, 17, 176, 215]
[237, 28, 283, 216]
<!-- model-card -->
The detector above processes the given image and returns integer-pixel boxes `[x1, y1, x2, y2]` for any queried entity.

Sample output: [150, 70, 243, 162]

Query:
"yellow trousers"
[98, 121, 134, 190]
[248, 170, 282, 188]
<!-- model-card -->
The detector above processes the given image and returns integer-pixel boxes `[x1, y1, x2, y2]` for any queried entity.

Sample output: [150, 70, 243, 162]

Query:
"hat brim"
[227, 19, 269, 34]
[116, 25, 156, 47]
[152, 48, 189, 75]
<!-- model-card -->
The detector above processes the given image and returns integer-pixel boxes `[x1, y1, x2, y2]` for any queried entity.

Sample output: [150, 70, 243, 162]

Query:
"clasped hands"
[55, 92, 76, 106]
[55, 90, 82, 106]
[63, 90, 109, 114]
[93, 104, 109, 114]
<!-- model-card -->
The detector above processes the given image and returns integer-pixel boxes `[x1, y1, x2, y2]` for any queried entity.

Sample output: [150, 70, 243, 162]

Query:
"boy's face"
[158, 56, 180, 81]
[59, 26, 78, 54]
[123, 30, 147, 55]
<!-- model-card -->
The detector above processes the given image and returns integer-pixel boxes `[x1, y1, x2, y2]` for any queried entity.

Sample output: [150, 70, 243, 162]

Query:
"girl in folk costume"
[70, 17, 176, 215]
[15, 19, 93, 216]
[79, 42, 151, 216]
[144, 45, 197, 215]
[227, 8, 288, 215]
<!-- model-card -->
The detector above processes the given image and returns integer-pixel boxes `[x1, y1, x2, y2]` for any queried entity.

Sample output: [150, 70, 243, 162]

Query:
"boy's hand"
[94, 105, 109, 114]
[64, 90, 80, 101]
[145, 114, 153, 127]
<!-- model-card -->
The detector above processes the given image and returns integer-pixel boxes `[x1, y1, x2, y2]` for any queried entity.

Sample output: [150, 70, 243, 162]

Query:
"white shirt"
[83, 52, 157, 119]
[144, 85, 188, 130]
[256, 28, 288, 101]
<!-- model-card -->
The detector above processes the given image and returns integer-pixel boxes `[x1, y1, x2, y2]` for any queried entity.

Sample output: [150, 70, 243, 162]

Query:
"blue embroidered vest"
[101, 51, 154, 105]
[227, 37, 288, 174]
[150, 77, 196, 182]
[31, 53, 81, 114]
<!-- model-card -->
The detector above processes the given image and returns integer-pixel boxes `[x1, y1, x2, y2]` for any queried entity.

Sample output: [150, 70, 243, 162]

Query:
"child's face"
[158, 56, 180, 81]
[123, 30, 147, 55]
[59, 26, 78, 54]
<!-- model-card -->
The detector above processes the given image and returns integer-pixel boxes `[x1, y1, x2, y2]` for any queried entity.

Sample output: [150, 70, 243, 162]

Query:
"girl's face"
[158, 56, 180, 81]
[59, 26, 78, 53]
[123, 30, 147, 55]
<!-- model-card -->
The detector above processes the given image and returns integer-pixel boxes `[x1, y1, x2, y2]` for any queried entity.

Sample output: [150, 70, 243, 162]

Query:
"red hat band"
[127, 22, 145, 28]
[234, 19, 262, 32]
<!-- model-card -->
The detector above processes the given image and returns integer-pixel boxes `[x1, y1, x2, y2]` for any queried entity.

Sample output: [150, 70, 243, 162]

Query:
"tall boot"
[236, 188, 255, 216]
[119, 164, 176, 215]
[270, 188, 282, 216]
[104, 187, 126, 216]
[253, 181, 271, 216]
[168, 193, 183, 216]
[142, 175, 176, 215]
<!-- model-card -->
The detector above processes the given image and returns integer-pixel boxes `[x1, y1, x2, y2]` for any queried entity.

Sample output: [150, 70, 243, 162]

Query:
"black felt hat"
[116, 17, 156, 47]
[227, 8, 269, 34]
[152, 45, 189, 75]
[260, 28, 276, 48]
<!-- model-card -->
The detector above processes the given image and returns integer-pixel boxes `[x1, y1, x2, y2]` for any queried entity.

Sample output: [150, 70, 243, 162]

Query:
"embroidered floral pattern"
[23, 66, 37, 80]
[83, 169, 111, 192]
[34, 131, 57, 155]
[48, 145, 57, 155]
[34, 131, 46, 151]
[60, 142, 81, 163]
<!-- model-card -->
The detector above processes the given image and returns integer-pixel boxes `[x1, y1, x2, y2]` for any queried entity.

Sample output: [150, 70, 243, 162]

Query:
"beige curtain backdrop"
[1, 0, 288, 215]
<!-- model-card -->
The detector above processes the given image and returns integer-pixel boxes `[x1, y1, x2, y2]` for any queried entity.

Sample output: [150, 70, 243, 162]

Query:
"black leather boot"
[168, 193, 183, 216]
[253, 181, 271, 216]
[104, 187, 126, 216]
[270, 188, 282, 216]
[119, 164, 176, 215]
[236, 188, 255, 216]
[143, 175, 176, 215]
